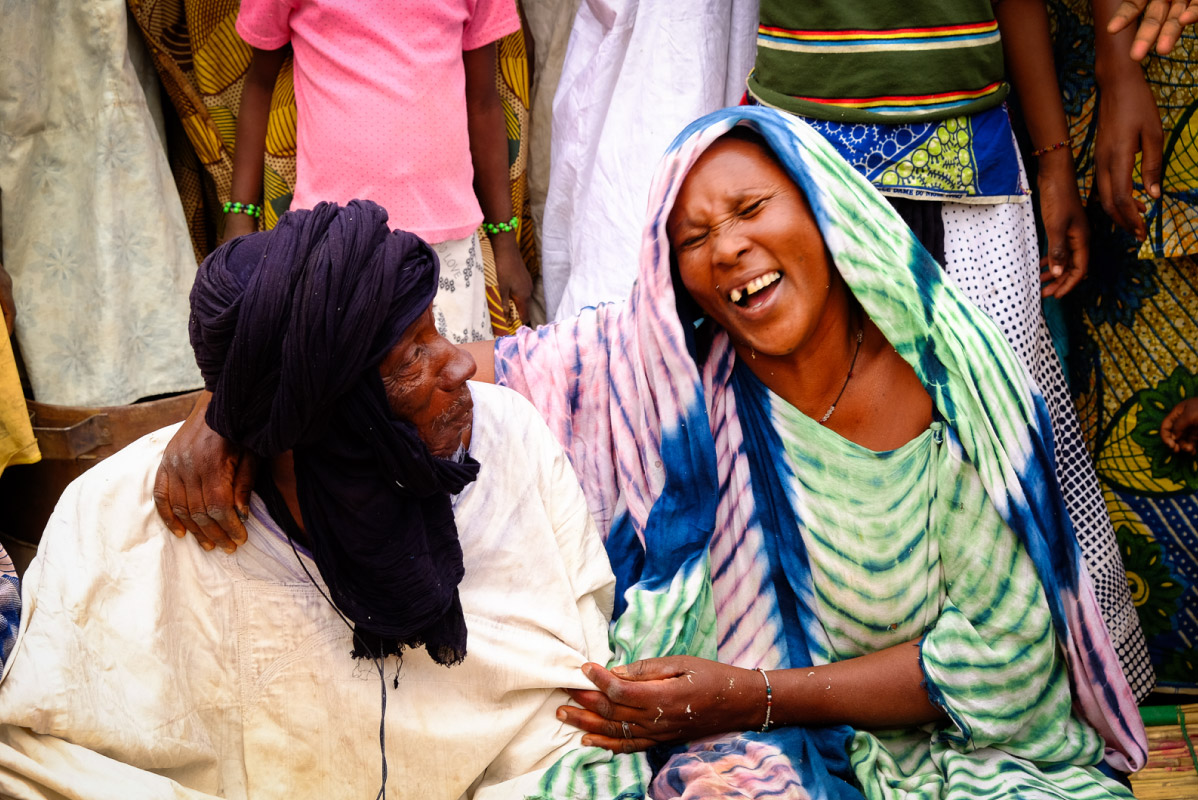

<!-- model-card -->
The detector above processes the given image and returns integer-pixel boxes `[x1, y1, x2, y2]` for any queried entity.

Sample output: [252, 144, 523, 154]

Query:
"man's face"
[377, 307, 477, 458]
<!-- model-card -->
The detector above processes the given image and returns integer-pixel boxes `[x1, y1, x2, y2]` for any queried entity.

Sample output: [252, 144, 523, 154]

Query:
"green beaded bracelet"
[481, 215, 519, 235]
[223, 201, 262, 219]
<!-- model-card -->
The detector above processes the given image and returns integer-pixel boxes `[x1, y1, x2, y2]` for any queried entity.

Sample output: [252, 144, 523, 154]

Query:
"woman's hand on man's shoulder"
[153, 391, 257, 553]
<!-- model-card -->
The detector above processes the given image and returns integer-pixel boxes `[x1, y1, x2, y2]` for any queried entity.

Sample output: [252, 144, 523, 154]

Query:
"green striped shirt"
[748, 0, 1009, 124]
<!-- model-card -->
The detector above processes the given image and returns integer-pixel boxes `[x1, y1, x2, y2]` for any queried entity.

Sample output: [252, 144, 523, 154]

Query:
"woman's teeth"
[728, 271, 781, 306]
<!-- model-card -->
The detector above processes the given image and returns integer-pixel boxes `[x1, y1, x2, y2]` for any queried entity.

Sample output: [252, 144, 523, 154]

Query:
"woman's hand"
[1036, 149, 1090, 298]
[1161, 398, 1198, 453]
[153, 392, 257, 552]
[1095, 69, 1164, 241]
[492, 233, 531, 330]
[558, 656, 764, 753]
[1107, 0, 1198, 59]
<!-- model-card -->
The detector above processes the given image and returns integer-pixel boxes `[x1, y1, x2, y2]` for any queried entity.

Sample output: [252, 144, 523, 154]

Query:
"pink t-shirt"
[237, 0, 520, 243]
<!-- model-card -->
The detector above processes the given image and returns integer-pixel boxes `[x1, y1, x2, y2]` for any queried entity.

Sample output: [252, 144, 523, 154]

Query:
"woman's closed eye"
[738, 199, 765, 218]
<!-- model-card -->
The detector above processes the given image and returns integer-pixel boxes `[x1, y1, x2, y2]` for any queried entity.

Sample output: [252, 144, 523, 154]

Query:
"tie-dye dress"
[494, 107, 1146, 799]
[751, 373, 1126, 799]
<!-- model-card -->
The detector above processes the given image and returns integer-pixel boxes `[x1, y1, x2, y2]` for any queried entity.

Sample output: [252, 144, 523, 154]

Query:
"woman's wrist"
[754, 668, 775, 732]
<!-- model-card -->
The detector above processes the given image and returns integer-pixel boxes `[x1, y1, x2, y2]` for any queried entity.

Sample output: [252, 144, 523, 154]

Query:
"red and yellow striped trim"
[795, 81, 1003, 110]
[758, 20, 997, 43]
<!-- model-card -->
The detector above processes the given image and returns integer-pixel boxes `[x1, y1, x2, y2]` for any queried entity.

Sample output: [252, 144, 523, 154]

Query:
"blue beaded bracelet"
[223, 201, 262, 219]
[482, 215, 519, 235]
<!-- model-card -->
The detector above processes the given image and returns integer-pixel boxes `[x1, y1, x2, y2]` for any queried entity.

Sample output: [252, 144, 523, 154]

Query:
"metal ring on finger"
[621, 721, 632, 740]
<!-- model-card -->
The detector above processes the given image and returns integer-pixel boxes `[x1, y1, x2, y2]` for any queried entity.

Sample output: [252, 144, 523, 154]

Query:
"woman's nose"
[711, 227, 750, 268]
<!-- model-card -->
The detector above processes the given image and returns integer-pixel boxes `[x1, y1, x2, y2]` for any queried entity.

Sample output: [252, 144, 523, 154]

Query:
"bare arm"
[1092, 0, 1165, 241]
[459, 339, 497, 384]
[561, 643, 944, 753]
[223, 46, 287, 243]
[464, 42, 532, 328]
[994, 0, 1090, 297]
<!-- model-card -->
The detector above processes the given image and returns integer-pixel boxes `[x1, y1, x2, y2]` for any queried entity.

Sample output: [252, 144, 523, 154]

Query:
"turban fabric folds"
[189, 200, 479, 665]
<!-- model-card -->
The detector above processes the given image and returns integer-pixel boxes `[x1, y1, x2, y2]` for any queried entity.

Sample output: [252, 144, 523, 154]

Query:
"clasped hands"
[557, 655, 765, 754]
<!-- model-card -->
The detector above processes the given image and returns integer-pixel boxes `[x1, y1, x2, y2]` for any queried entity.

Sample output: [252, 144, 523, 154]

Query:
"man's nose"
[443, 345, 477, 388]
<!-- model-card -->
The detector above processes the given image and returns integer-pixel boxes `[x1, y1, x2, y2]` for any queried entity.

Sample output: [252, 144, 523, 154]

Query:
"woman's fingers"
[1162, 407, 1180, 449]
[231, 451, 257, 541]
[566, 686, 622, 718]
[557, 705, 676, 753]
[1141, 119, 1166, 203]
[1099, 148, 1147, 239]
[184, 467, 233, 553]
[152, 463, 189, 539]
[155, 393, 254, 552]
[611, 657, 693, 681]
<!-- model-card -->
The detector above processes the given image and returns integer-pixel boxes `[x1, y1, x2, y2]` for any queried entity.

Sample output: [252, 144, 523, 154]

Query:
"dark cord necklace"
[818, 327, 864, 425]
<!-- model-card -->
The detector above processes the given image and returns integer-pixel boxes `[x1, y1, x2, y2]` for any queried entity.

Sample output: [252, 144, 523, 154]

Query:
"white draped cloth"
[0, 383, 615, 800]
[0, 0, 200, 406]
[541, 0, 760, 320]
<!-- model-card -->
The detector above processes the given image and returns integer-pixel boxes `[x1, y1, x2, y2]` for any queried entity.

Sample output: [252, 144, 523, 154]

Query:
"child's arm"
[464, 42, 532, 328]
[1092, 0, 1165, 242]
[994, 0, 1090, 298]
[224, 46, 288, 243]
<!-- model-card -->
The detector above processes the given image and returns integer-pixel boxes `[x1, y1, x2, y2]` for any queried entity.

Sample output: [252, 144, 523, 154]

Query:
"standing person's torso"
[237, 0, 517, 242]
[748, 0, 1008, 124]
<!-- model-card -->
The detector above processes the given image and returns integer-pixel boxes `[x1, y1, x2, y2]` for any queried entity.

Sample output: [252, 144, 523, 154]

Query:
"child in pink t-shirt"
[226, 0, 530, 343]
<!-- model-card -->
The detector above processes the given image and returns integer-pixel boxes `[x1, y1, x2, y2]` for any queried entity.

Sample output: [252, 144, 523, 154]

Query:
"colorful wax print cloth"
[1051, 2, 1198, 691]
[0, 331, 37, 478]
[746, 0, 1007, 124]
[799, 106, 1026, 202]
[481, 24, 538, 333]
[0, 0, 201, 407]
[127, 0, 299, 257]
[494, 106, 1147, 798]
[0, 384, 616, 799]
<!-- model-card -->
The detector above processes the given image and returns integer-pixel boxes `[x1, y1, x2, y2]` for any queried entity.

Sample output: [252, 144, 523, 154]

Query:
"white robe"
[0, 383, 615, 800]
[541, 0, 760, 320]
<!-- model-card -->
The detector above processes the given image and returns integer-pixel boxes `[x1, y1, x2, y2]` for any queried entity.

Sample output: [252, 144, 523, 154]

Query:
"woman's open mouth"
[728, 270, 781, 309]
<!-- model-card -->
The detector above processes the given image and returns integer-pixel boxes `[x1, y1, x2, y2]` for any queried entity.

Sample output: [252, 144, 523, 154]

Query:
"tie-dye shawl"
[495, 106, 1146, 798]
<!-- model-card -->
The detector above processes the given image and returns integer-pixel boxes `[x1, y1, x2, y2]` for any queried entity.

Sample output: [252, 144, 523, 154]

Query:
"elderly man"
[0, 201, 614, 799]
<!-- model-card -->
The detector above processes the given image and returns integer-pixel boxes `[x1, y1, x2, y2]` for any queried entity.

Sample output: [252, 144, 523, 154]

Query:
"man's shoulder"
[37, 424, 181, 562]
[467, 382, 563, 470]
[54, 424, 177, 515]
[469, 382, 546, 433]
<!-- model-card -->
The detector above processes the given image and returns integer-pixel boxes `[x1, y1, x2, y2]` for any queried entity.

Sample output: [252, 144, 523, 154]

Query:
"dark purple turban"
[189, 199, 478, 665]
